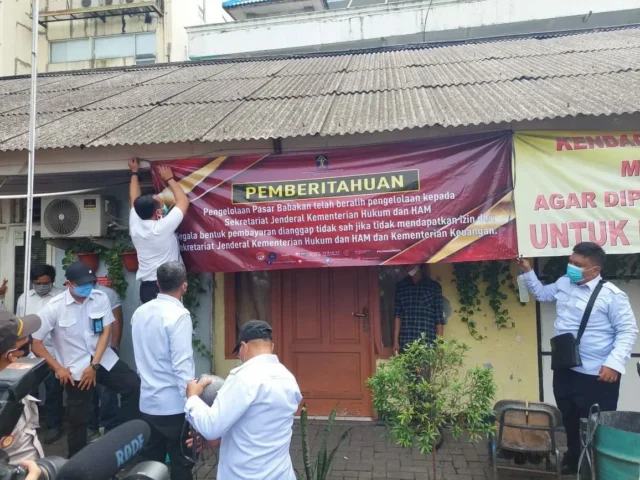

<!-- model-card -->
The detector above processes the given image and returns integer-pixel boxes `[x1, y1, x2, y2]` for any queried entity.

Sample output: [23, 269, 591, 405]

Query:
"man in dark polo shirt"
[393, 264, 444, 353]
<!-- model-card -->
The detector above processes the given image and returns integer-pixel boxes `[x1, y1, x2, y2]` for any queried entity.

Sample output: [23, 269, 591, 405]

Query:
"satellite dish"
[44, 198, 81, 237]
[198, 375, 225, 407]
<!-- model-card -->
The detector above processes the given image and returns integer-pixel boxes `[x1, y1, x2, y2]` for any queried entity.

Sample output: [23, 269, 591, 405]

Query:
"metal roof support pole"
[22, 0, 40, 316]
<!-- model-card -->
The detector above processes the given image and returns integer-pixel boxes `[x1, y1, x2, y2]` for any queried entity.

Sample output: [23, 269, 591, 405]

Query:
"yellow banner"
[515, 131, 640, 257]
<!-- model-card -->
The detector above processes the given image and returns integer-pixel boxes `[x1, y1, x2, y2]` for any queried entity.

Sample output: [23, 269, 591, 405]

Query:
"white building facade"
[188, 0, 640, 58]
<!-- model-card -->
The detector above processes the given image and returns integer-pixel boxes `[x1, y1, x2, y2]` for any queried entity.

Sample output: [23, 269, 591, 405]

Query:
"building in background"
[0, 0, 228, 77]
[188, 0, 640, 58]
[222, 0, 328, 21]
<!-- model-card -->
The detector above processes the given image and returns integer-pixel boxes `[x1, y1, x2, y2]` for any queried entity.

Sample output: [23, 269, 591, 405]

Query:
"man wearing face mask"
[131, 262, 195, 480]
[519, 242, 637, 475]
[129, 158, 190, 304]
[15, 265, 65, 445]
[31, 262, 141, 458]
[0, 310, 45, 466]
[393, 264, 444, 353]
[185, 320, 302, 480]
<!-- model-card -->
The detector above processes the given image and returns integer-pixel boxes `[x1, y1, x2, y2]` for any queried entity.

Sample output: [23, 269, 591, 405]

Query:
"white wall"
[0, 0, 33, 76]
[187, 0, 640, 58]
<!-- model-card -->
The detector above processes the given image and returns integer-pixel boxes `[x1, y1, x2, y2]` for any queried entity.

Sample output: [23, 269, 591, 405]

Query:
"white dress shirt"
[525, 271, 638, 375]
[129, 207, 184, 282]
[131, 294, 194, 415]
[185, 354, 302, 480]
[3, 396, 44, 464]
[33, 289, 118, 381]
[16, 287, 65, 359]
[94, 284, 122, 310]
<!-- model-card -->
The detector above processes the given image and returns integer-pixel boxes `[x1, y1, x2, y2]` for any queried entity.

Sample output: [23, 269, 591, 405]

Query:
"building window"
[225, 272, 271, 357]
[50, 32, 156, 64]
[94, 35, 136, 59]
[50, 38, 91, 63]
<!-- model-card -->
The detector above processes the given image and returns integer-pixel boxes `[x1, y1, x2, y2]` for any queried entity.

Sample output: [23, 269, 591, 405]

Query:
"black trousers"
[65, 360, 141, 458]
[140, 281, 159, 304]
[553, 369, 620, 462]
[140, 413, 193, 480]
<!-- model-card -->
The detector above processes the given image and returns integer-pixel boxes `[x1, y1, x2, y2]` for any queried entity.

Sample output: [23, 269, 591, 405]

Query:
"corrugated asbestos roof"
[1, 27, 640, 151]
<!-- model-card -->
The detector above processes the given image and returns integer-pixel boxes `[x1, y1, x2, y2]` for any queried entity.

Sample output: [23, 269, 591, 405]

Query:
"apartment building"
[0, 0, 229, 76]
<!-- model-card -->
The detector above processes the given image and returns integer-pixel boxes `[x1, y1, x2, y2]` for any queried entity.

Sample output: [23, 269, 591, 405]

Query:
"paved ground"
[41, 420, 573, 479]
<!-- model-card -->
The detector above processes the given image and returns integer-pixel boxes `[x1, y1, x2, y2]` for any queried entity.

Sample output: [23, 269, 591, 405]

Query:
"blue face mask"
[73, 283, 93, 298]
[163, 205, 169, 216]
[566, 264, 584, 283]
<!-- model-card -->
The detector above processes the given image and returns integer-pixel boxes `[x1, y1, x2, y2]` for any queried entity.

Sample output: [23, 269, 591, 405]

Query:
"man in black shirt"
[393, 264, 444, 353]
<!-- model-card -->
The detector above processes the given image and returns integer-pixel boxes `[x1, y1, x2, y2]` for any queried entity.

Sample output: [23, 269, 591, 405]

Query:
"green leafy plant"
[296, 404, 351, 480]
[453, 260, 525, 339]
[367, 337, 496, 480]
[482, 261, 517, 330]
[103, 249, 128, 299]
[183, 273, 213, 360]
[452, 262, 483, 339]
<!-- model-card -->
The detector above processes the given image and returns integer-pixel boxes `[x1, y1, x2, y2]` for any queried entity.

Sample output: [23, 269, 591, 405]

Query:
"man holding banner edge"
[518, 242, 637, 475]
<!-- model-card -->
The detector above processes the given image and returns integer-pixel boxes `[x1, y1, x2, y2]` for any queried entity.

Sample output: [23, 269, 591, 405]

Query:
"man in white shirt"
[186, 320, 302, 480]
[31, 262, 141, 458]
[128, 158, 190, 304]
[15, 265, 65, 445]
[132, 262, 195, 480]
[88, 283, 124, 437]
[519, 242, 638, 475]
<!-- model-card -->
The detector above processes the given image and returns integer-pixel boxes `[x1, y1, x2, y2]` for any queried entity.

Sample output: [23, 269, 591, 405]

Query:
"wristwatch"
[91, 363, 100, 371]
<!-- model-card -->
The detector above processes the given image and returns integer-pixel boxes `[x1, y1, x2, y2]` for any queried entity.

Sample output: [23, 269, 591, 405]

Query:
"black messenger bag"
[550, 280, 605, 371]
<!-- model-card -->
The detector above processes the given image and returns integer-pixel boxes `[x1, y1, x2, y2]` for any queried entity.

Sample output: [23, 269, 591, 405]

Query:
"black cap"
[65, 261, 97, 285]
[233, 320, 272, 353]
[0, 310, 42, 355]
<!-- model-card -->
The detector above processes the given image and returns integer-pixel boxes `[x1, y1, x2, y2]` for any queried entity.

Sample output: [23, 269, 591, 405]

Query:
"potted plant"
[296, 404, 351, 480]
[63, 240, 105, 272]
[114, 241, 138, 273]
[367, 336, 496, 480]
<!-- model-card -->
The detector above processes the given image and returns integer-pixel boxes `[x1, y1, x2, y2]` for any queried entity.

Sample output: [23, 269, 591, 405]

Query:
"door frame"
[223, 267, 381, 416]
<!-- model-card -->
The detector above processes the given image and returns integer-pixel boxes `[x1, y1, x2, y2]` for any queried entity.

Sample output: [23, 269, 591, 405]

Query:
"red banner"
[152, 133, 517, 273]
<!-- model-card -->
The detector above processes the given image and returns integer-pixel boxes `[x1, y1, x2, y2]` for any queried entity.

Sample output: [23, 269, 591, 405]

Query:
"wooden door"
[280, 267, 374, 417]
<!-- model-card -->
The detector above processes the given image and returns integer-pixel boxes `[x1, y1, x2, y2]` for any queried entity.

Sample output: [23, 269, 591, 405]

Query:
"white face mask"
[408, 266, 420, 277]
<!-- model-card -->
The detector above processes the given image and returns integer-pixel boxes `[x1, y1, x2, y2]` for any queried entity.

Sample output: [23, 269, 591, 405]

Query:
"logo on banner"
[315, 155, 329, 169]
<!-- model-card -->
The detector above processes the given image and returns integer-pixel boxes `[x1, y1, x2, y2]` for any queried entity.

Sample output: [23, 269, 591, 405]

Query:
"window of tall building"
[50, 32, 156, 64]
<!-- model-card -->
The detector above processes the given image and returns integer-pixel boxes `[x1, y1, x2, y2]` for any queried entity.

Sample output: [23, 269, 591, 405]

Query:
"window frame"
[50, 38, 92, 64]
[50, 32, 156, 64]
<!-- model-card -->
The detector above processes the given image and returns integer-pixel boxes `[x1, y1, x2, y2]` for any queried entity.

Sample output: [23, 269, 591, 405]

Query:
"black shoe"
[44, 428, 64, 445]
[561, 456, 578, 475]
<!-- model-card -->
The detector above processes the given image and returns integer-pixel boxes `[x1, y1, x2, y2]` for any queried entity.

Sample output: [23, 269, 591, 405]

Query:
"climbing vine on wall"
[453, 260, 523, 340]
[452, 262, 483, 339]
[183, 273, 214, 360]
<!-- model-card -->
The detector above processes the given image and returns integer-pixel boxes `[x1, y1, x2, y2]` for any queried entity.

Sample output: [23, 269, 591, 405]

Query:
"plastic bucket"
[592, 411, 640, 479]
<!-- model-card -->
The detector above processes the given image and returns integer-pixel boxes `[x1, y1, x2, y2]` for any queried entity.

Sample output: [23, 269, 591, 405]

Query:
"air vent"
[43, 198, 81, 236]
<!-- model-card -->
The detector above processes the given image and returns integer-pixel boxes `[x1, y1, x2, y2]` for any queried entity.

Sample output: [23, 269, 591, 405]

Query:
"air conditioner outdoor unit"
[41, 195, 111, 239]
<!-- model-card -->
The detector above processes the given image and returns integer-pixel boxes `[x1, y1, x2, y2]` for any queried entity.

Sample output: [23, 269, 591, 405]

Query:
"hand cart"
[488, 400, 563, 478]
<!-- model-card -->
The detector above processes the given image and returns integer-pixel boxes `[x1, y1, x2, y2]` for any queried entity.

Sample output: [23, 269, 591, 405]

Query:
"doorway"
[279, 267, 375, 417]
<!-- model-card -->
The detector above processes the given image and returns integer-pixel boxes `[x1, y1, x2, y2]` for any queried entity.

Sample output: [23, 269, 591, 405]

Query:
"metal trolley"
[488, 400, 563, 478]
